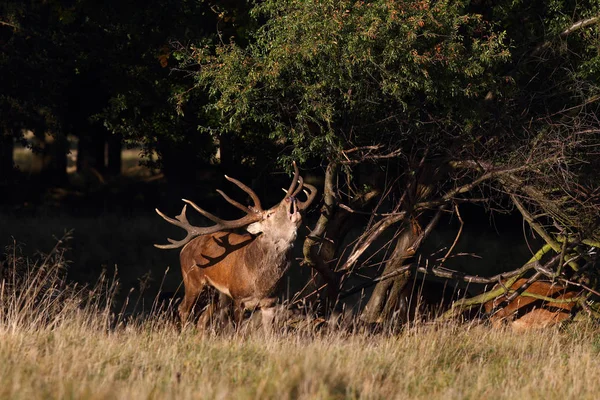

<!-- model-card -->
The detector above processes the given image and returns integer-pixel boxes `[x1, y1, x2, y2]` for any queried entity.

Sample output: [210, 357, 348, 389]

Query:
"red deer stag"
[155, 162, 317, 328]
[484, 278, 581, 331]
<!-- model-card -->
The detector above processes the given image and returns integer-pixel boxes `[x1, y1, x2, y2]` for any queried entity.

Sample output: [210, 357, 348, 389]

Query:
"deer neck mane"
[245, 229, 297, 270]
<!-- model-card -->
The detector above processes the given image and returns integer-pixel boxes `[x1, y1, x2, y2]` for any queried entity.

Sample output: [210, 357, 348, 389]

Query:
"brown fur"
[178, 229, 292, 325]
[484, 278, 580, 331]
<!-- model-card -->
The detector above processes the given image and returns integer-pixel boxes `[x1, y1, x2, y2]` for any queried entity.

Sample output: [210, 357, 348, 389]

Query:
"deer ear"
[246, 221, 264, 235]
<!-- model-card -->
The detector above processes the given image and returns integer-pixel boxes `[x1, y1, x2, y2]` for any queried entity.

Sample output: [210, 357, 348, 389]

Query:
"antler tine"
[155, 194, 265, 250]
[181, 198, 230, 225]
[297, 182, 318, 210]
[291, 175, 304, 197]
[216, 189, 251, 213]
[283, 161, 300, 201]
[223, 175, 263, 211]
[154, 205, 226, 249]
[183, 198, 262, 229]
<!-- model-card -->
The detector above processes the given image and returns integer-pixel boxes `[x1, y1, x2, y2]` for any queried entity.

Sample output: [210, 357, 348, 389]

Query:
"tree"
[0, 0, 73, 184]
[1, 0, 251, 186]
[184, 0, 600, 324]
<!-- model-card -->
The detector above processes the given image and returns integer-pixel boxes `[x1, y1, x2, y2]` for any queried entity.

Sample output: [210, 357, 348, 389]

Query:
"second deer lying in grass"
[484, 278, 581, 331]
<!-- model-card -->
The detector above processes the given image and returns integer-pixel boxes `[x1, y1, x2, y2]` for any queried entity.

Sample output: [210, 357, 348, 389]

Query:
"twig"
[338, 203, 404, 217]
[557, 278, 600, 297]
[438, 203, 463, 268]
[557, 237, 568, 277]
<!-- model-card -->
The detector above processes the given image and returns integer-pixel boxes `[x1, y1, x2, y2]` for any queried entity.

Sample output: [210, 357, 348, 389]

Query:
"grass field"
[2, 246, 600, 400]
[2, 309, 599, 399]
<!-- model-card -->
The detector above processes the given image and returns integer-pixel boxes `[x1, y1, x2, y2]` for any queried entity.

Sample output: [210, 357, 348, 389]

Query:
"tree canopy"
[189, 0, 512, 166]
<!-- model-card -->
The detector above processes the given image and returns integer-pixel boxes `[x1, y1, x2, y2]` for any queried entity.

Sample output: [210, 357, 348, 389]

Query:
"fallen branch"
[339, 255, 542, 300]
[439, 246, 559, 319]
[487, 270, 545, 317]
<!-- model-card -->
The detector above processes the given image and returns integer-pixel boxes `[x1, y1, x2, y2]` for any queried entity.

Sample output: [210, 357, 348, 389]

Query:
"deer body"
[156, 162, 316, 327]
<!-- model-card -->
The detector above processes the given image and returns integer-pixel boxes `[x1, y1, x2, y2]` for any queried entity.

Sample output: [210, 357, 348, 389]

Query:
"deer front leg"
[233, 299, 246, 328]
[259, 298, 278, 332]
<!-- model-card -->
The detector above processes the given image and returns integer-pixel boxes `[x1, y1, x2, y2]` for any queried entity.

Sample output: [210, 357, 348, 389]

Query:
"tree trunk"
[359, 163, 444, 324]
[302, 162, 341, 308]
[106, 133, 122, 176]
[302, 162, 381, 312]
[30, 130, 68, 185]
[360, 226, 415, 323]
[0, 131, 14, 180]
[77, 125, 107, 174]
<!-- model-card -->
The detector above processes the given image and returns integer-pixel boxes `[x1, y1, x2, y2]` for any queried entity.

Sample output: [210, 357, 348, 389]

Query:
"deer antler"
[297, 182, 317, 210]
[155, 163, 316, 250]
[222, 175, 263, 212]
[154, 174, 265, 249]
[280, 162, 317, 210]
[154, 204, 241, 249]
[280, 161, 301, 202]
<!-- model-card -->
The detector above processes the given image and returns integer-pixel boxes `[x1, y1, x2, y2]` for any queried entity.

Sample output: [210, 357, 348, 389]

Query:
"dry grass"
[2, 243, 600, 400]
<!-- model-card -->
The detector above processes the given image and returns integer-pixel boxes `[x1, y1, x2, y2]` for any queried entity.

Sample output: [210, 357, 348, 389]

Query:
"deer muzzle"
[288, 197, 301, 224]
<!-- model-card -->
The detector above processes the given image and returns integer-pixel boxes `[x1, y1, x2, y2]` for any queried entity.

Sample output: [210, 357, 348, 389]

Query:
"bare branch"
[338, 203, 405, 217]
[561, 16, 600, 36]
[0, 20, 18, 29]
[338, 212, 406, 272]
[438, 203, 464, 268]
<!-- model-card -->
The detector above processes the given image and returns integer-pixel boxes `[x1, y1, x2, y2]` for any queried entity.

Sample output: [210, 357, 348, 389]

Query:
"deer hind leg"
[197, 293, 234, 331]
[233, 299, 246, 329]
[178, 282, 205, 327]
[196, 301, 217, 331]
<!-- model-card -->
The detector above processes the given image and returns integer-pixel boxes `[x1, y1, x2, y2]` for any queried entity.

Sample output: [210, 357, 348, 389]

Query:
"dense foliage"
[189, 0, 511, 166]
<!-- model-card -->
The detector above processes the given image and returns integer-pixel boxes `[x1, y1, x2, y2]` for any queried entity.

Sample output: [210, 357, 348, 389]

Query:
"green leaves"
[190, 0, 510, 164]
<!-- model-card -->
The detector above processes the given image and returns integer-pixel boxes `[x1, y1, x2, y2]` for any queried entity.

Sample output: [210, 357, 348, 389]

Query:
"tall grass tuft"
[0, 231, 117, 334]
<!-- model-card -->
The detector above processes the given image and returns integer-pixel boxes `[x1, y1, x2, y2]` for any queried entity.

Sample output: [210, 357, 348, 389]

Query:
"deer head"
[154, 161, 316, 249]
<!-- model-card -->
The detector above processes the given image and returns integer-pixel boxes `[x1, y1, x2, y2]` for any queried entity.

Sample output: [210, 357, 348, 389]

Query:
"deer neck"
[246, 229, 297, 271]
